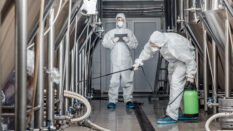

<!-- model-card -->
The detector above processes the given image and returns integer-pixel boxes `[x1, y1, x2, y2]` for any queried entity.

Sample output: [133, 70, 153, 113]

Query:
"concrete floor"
[65, 98, 220, 131]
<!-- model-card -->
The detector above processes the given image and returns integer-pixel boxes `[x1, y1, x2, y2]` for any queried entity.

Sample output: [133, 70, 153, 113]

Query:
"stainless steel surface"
[203, 30, 208, 112]
[79, 53, 82, 94]
[212, 40, 218, 114]
[70, 50, 75, 107]
[211, 1, 218, 113]
[203, 0, 209, 112]
[54, 1, 88, 50]
[195, 49, 199, 91]
[54, 115, 72, 120]
[179, 0, 184, 22]
[223, 0, 233, 17]
[224, 20, 231, 98]
[15, 0, 27, 130]
[75, 17, 80, 95]
[219, 98, 233, 129]
[47, 9, 55, 128]
[174, 0, 177, 31]
[212, 0, 219, 10]
[74, 16, 79, 94]
[3, 0, 100, 130]
[35, 7, 45, 129]
[82, 50, 85, 96]
[203, 11, 225, 54]
[59, 40, 64, 115]
[65, 0, 72, 114]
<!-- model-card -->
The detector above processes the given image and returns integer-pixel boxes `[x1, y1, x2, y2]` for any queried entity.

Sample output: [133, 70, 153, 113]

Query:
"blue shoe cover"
[178, 114, 198, 121]
[157, 116, 177, 124]
[107, 103, 116, 109]
[126, 102, 135, 109]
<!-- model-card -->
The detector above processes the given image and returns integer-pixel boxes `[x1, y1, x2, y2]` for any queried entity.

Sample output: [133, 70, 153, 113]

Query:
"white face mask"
[117, 21, 124, 28]
[151, 47, 159, 52]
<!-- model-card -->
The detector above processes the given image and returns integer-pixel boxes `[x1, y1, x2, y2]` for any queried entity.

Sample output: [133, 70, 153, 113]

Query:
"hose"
[205, 112, 233, 131]
[64, 90, 91, 122]
[78, 67, 134, 82]
[64, 91, 110, 131]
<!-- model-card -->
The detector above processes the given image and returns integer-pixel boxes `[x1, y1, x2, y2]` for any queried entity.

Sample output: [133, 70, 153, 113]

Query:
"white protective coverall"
[135, 31, 196, 120]
[102, 13, 138, 103]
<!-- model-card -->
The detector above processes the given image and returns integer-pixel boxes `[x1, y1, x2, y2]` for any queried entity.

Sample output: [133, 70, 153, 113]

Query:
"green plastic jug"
[183, 82, 199, 117]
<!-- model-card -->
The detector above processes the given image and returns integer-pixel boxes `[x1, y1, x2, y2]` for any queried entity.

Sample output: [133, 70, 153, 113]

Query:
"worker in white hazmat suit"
[102, 13, 138, 109]
[133, 31, 197, 124]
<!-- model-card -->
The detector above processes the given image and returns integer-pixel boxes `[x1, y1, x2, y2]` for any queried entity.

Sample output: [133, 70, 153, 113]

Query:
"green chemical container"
[184, 82, 199, 117]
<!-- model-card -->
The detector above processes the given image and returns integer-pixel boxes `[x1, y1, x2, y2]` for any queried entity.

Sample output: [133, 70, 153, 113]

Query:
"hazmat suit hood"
[115, 13, 126, 29]
[149, 31, 167, 47]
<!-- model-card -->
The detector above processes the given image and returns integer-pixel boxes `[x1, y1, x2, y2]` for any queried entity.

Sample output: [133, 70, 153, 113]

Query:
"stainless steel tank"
[219, 98, 233, 129]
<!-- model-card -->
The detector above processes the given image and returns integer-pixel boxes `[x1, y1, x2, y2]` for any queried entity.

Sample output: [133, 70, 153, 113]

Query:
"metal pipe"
[54, 115, 72, 120]
[27, 0, 55, 47]
[34, 11, 45, 131]
[224, 20, 230, 98]
[174, 0, 177, 32]
[177, 0, 184, 27]
[203, 0, 209, 112]
[170, 0, 175, 29]
[212, 40, 218, 114]
[2, 113, 15, 117]
[210, 0, 219, 115]
[204, 0, 209, 10]
[2, 106, 40, 117]
[192, 0, 199, 23]
[78, 28, 96, 54]
[184, 0, 189, 22]
[83, 49, 86, 96]
[65, 0, 72, 114]
[85, 47, 88, 97]
[87, 32, 92, 95]
[47, 9, 55, 129]
[195, 49, 199, 91]
[15, 0, 27, 130]
[27, 106, 41, 113]
[3, 106, 36, 109]
[55, 99, 60, 104]
[179, 0, 184, 20]
[31, 0, 45, 129]
[203, 30, 208, 112]
[82, 50, 85, 96]
[84, 27, 88, 97]
[79, 52, 82, 94]
[70, 50, 75, 107]
[75, 16, 79, 94]
[222, 0, 233, 17]
[59, 40, 64, 115]
[54, 1, 83, 49]
[74, 16, 78, 94]
[212, 0, 219, 10]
